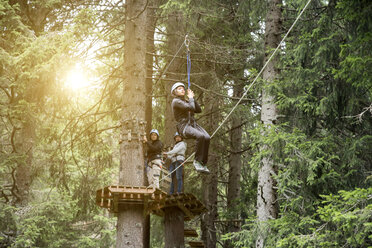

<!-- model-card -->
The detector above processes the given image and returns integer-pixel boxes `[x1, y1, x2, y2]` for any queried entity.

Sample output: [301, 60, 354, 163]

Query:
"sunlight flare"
[65, 66, 90, 91]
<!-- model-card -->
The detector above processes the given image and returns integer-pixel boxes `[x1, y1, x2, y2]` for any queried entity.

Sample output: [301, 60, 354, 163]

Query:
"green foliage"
[275, 188, 372, 248]
[228, 188, 371, 248]
[231, 0, 372, 246]
[1, 192, 116, 248]
[1, 0, 371, 247]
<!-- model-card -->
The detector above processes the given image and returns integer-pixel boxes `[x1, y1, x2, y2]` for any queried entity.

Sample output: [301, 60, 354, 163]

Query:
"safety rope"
[185, 35, 191, 89]
[157, 0, 313, 185]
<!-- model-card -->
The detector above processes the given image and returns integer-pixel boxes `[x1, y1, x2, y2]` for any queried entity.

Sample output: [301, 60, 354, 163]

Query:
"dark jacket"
[146, 139, 163, 162]
[172, 96, 202, 134]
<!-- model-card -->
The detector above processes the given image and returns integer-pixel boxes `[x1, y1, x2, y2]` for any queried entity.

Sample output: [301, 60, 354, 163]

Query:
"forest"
[0, 0, 371, 247]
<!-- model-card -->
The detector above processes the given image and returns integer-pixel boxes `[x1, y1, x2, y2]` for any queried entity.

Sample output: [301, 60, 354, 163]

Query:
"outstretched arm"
[166, 142, 186, 157]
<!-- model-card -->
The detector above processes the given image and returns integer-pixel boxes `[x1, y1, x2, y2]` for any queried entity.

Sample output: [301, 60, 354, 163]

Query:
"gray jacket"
[165, 141, 187, 163]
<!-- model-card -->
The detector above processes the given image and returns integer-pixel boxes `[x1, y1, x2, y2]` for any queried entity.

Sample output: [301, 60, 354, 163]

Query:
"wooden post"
[164, 207, 185, 248]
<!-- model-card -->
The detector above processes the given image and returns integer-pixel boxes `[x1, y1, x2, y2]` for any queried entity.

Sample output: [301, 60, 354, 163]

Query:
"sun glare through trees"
[65, 64, 91, 91]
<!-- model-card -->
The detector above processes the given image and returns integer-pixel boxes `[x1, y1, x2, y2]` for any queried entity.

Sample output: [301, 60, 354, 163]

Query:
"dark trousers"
[169, 160, 183, 194]
[183, 123, 210, 165]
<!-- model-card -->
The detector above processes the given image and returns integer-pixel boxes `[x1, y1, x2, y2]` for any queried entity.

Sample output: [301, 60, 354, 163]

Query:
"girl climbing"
[171, 82, 210, 174]
[143, 129, 163, 188]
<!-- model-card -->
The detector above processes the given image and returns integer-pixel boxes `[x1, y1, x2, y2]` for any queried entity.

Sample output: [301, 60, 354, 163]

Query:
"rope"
[157, 0, 313, 185]
[185, 35, 191, 89]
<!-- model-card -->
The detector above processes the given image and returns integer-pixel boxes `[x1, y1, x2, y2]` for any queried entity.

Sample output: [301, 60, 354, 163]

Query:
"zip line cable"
[157, 0, 313, 185]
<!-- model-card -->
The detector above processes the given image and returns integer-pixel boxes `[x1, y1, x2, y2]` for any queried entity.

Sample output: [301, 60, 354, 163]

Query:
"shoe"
[193, 160, 205, 172]
[201, 165, 210, 174]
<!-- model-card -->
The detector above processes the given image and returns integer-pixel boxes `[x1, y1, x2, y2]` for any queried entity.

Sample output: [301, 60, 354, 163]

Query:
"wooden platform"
[152, 193, 207, 221]
[96, 186, 206, 220]
[96, 185, 167, 214]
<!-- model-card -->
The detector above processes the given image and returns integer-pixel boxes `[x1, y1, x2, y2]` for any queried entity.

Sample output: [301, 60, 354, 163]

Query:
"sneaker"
[193, 160, 205, 172]
[201, 165, 210, 174]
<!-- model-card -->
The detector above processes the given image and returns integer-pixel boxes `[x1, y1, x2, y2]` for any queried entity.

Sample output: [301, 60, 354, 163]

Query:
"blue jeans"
[169, 160, 183, 194]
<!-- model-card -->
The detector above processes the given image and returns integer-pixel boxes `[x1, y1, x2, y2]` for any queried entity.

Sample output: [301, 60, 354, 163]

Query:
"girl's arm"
[166, 142, 186, 156]
[172, 98, 197, 111]
[194, 99, 202, 113]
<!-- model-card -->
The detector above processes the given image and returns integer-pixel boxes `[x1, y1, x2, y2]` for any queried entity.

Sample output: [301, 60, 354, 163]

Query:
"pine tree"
[256, 0, 281, 247]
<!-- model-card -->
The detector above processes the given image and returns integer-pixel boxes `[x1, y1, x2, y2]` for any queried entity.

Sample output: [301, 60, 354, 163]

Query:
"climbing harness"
[158, 0, 314, 185]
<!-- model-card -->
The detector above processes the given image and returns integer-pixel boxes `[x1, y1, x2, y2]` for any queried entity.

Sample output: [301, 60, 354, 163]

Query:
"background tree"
[256, 0, 281, 247]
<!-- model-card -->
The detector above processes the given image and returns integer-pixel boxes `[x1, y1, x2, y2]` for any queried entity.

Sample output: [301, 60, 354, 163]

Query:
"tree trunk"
[163, 11, 185, 148]
[144, 1, 159, 247]
[225, 80, 244, 247]
[15, 120, 34, 205]
[145, 0, 159, 135]
[164, 207, 185, 248]
[256, 0, 281, 247]
[117, 1, 148, 247]
[201, 93, 219, 248]
[201, 154, 218, 248]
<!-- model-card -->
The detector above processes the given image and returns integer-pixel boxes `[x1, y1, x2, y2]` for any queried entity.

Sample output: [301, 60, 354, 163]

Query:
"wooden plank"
[188, 241, 205, 247]
[184, 229, 198, 237]
[177, 202, 194, 220]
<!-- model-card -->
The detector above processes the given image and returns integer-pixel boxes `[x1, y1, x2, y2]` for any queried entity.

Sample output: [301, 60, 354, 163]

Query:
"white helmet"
[149, 129, 159, 137]
[174, 132, 182, 139]
[171, 82, 185, 95]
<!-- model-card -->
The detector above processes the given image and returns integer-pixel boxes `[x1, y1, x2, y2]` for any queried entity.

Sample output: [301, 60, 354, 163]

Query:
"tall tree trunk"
[164, 11, 185, 148]
[225, 80, 244, 247]
[201, 153, 218, 248]
[144, 1, 159, 247]
[164, 207, 185, 248]
[117, 1, 148, 247]
[256, 0, 281, 247]
[145, 0, 159, 135]
[201, 93, 219, 248]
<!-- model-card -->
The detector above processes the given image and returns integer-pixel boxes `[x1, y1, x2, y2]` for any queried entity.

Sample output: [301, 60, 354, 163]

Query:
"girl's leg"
[147, 165, 154, 187]
[150, 159, 162, 188]
[196, 125, 210, 165]
[183, 124, 210, 164]
[176, 161, 183, 193]
[169, 162, 175, 194]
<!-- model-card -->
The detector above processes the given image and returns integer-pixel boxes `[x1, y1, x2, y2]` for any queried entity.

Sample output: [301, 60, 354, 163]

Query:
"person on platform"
[143, 129, 163, 188]
[164, 132, 187, 194]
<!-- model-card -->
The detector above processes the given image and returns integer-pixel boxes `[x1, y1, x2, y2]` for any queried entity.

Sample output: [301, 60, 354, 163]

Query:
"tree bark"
[145, 0, 159, 135]
[163, 11, 185, 148]
[144, 1, 160, 247]
[256, 0, 281, 247]
[117, 1, 148, 247]
[225, 80, 244, 247]
[164, 207, 185, 248]
[201, 154, 218, 248]
[201, 93, 220, 248]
